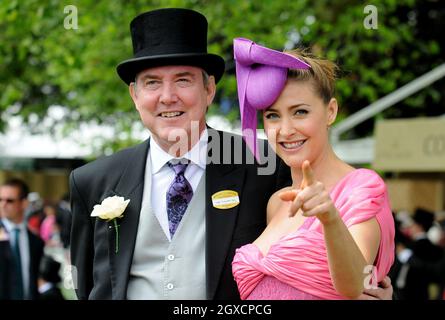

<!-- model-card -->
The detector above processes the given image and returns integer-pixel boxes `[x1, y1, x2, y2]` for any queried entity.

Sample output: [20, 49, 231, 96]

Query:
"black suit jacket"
[70, 129, 291, 300]
[0, 223, 44, 300]
[400, 237, 443, 300]
[38, 285, 65, 301]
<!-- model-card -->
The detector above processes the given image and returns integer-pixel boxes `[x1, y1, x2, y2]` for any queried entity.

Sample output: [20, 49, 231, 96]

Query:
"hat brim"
[116, 53, 225, 85]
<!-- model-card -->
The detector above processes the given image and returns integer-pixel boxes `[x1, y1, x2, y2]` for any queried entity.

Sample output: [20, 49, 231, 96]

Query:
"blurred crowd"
[27, 191, 71, 252]
[390, 208, 445, 300]
[0, 177, 72, 300]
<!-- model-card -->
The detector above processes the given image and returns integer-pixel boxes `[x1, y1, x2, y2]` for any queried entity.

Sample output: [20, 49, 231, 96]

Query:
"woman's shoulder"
[340, 168, 386, 189]
[270, 186, 293, 199]
[331, 168, 388, 208]
[353, 168, 384, 179]
[266, 187, 293, 223]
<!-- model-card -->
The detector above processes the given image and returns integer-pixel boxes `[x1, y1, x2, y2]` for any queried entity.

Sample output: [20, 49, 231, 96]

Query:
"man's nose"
[159, 83, 179, 105]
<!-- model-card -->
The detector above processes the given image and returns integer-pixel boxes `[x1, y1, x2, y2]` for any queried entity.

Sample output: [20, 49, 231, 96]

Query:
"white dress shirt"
[1, 218, 30, 299]
[148, 129, 208, 241]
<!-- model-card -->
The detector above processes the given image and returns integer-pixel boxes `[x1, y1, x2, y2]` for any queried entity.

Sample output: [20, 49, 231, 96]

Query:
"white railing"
[331, 63, 445, 143]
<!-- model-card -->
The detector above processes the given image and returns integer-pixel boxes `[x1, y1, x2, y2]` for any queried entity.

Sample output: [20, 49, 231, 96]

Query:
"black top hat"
[39, 255, 62, 284]
[116, 8, 225, 85]
[413, 207, 435, 232]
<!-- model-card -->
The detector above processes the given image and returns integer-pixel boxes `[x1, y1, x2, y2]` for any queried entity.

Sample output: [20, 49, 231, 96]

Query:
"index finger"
[300, 160, 315, 188]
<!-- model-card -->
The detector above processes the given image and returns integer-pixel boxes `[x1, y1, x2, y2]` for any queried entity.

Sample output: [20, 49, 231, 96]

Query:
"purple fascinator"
[234, 37, 310, 161]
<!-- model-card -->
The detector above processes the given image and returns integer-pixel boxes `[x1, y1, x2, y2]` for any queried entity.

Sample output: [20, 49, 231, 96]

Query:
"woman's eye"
[265, 113, 279, 120]
[294, 109, 308, 115]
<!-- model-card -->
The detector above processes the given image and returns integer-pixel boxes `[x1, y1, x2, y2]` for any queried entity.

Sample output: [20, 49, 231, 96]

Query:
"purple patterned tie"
[166, 161, 193, 237]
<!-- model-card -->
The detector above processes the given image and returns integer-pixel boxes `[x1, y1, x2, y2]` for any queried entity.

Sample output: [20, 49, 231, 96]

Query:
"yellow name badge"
[211, 190, 240, 209]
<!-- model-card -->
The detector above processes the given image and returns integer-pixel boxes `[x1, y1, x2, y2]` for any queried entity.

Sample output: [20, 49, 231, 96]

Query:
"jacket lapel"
[105, 131, 248, 299]
[205, 130, 246, 299]
[107, 140, 150, 299]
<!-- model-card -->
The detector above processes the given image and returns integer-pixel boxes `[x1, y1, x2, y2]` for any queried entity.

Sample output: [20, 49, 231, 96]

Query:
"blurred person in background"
[26, 192, 45, 236]
[388, 212, 412, 299]
[40, 202, 62, 248]
[407, 215, 445, 299]
[56, 193, 72, 250]
[37, 255, 65, 300]
[0, 178, 44, 300]
[395, 208, 443, 300]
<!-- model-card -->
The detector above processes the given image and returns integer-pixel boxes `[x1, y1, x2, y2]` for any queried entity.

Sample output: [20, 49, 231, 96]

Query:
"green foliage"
[1, 0, 443, 154]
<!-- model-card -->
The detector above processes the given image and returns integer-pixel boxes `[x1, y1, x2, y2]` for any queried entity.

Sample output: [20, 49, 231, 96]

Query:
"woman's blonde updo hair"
[285, 48, 338, 104]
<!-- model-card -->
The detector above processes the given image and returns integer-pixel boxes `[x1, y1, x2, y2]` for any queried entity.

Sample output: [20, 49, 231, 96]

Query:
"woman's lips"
[279, 139, 306, 150]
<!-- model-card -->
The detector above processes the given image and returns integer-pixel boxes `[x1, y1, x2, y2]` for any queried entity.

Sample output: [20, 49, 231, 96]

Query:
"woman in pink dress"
[232, 38, 395, 300]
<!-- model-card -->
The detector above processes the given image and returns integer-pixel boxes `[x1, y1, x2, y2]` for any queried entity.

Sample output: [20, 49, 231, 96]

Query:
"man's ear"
[206, 76, 216, 107]
[327, 97, 338, 126]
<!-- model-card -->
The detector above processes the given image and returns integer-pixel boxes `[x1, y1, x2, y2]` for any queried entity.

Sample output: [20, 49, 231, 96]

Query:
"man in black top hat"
[37, 255, 65, 300]
[70, 8, 289, 300]
[69, 8, 393, 300]
[395, 208, 443, 299]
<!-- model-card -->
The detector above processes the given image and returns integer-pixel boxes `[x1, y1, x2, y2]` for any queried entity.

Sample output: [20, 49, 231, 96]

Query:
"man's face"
[0, 186, 27, 223]
[129, 65, 216, 154]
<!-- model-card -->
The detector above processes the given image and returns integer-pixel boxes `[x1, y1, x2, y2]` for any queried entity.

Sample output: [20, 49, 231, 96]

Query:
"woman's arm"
[284, 160, 380, 299]
[322, 214, 380, 298]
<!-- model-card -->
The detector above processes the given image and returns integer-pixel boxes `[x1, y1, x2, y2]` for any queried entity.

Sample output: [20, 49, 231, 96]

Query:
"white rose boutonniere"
[91, 196, 130, 253]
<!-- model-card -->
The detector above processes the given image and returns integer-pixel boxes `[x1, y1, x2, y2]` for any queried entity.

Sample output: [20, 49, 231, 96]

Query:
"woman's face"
[263, 80, 338, 168]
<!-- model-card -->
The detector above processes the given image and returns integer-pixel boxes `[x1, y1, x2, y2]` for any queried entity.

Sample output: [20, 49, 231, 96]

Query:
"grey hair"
[201, 70, 210, 87]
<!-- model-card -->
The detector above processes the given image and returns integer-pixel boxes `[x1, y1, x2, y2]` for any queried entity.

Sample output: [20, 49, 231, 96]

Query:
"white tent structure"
[0, 112, 233, 161]
[1, 63, 444, 164]
[0, 117, 92, 159]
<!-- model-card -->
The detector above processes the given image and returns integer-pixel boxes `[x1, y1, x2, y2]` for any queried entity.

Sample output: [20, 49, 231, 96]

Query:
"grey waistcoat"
[126, 158, 206, 299]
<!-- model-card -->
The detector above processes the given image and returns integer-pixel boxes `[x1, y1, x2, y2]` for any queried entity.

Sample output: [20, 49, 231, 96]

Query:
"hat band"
[134, 45, 207, 58]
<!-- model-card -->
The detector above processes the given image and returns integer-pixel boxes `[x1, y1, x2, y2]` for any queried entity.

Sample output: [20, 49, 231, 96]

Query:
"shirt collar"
[1, 218, 25, 233]
[38, 282, 55, 294]
[150, 128, 208, 174]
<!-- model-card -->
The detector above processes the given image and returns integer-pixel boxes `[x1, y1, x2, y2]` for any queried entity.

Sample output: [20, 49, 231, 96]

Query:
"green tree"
[1, 0, 443, 154]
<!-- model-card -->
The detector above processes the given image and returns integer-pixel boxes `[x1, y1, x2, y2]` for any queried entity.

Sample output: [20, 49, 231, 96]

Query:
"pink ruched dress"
[232, 169, 395, 300]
